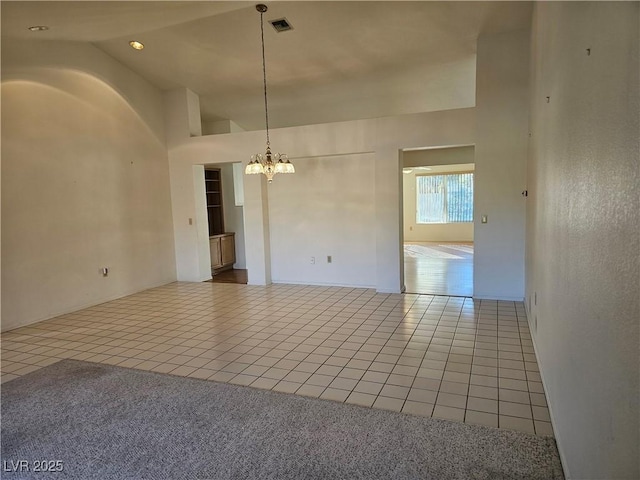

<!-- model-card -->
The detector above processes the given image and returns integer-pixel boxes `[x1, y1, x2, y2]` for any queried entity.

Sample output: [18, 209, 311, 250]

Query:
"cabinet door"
[220, 234, 236, 266]
[209, 237, 223, 268]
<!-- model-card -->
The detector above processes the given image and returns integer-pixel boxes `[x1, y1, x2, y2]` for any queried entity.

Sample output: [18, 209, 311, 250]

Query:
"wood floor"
[404, 242, 473, 297]
[209, 269, 248, 284]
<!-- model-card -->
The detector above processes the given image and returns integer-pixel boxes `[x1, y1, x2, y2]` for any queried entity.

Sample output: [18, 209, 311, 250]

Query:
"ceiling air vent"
[269, 18, 293, 32]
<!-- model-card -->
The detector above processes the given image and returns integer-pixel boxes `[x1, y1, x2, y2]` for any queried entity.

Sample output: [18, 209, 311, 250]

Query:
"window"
[416, 172, 473, 223]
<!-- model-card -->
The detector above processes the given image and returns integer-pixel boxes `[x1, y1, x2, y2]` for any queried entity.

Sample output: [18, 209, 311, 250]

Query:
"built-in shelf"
[204, 168, 224, 236]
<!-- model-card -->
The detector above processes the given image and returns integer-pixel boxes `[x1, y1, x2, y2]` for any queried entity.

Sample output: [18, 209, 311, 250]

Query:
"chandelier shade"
[245, 4, 295, 183]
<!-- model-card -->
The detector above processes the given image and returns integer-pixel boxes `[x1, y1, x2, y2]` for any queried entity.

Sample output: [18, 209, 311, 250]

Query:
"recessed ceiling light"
[129, 40, 144, 50]
[27, 25, 49, 32]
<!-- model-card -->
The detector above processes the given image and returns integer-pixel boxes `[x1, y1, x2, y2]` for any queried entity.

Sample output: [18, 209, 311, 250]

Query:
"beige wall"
[403, 145, 474, 168]
[526, 3, 639, 479]
[165, 31, 532, 298]
[1, 39, 176, 331]
[474, 29, 530, 301]
[269, 154, 376, 287]
[164, 107, 478, 293]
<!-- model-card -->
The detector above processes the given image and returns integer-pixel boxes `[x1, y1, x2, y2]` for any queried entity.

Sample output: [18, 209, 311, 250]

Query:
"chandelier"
[245, 4, 295, 183]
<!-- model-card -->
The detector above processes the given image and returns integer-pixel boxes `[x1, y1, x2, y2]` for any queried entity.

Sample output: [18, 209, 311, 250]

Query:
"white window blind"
[416, 173, 474, 224]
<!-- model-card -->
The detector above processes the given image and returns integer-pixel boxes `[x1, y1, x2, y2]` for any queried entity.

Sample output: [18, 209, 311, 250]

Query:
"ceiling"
[1, 1, 532, 131]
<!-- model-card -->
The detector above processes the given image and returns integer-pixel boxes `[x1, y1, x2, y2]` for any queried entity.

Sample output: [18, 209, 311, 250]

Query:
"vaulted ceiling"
[1, 1, 532, 130]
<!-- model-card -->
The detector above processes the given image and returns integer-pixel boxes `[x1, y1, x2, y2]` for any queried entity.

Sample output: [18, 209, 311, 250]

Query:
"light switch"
[481, 215, 488, 224]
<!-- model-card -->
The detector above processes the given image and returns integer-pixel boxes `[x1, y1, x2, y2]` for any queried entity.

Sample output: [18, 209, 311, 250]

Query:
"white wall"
[186, 88, 202, 137]
[164, 108, 477, 293]
[202, 120, 245, 136]
[526, 3, 639, 479]
[269, 154, 376, 287]
[403, 145, 474, 168]
[403, 163, 475, 243]
[474, 29, 530, 301]
[165, 30, 532, 298]
[1, 39, 176, 331]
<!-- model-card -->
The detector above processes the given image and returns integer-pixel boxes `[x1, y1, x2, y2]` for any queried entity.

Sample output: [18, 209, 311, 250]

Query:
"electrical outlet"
[188, 218, 193, 225]
[327, 256, 332, 263]
[310, 257, 315, 265]
[481, 215, 488, 224]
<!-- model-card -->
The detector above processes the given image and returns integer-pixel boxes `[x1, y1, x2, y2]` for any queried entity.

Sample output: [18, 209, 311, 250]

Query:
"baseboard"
[376, 287, 403, 294]
[528, 322, 571, 480]
[270, 280, 377, 290]
[473, 294, 525, 302]
[1, 278, 177, 333]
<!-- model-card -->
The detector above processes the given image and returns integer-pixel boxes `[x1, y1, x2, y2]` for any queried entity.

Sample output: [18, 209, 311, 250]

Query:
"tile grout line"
[1, 283, 548, 435]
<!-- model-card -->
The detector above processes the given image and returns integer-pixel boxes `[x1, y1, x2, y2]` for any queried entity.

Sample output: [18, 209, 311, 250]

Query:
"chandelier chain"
[260, 10, 270, 146]
[245, 4, 295, 182]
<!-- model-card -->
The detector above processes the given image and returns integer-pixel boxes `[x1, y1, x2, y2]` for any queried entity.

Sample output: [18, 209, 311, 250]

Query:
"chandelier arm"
[260, 10, 270, 146]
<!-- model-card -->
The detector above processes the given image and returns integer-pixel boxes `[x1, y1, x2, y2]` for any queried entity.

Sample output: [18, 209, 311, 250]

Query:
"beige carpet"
[1, 359, 563, 480]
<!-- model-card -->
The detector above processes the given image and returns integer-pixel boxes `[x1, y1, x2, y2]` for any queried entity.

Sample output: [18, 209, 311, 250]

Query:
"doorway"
[402, 146, 475, 296]
[203, 162, 248, 284]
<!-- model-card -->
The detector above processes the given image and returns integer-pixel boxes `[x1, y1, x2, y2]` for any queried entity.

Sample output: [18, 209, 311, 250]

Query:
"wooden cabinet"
[210, 236, 223, 269]
[210, 233, 235, 274]
[220, 234, 236, 266]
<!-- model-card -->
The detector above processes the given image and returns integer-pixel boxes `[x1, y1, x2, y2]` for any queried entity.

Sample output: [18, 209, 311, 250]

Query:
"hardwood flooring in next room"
[404, 242, 473, 297]
[209, 269, 248, 285]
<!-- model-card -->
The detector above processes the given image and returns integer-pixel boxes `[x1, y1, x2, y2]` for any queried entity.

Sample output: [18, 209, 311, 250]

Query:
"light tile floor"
[0, 282, 553, 436]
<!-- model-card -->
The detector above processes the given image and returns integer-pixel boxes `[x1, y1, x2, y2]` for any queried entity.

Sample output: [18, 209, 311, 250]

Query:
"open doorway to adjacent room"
[402, 146, 474, 296]
[203, 163, 248, 284]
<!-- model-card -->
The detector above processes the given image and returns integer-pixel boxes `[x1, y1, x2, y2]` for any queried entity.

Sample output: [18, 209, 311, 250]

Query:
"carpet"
[1, 360, 564, 480]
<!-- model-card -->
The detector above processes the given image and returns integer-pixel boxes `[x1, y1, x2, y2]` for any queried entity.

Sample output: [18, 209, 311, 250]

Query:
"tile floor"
[404, 242, 473, 297]
[0, 282, 552, 436]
